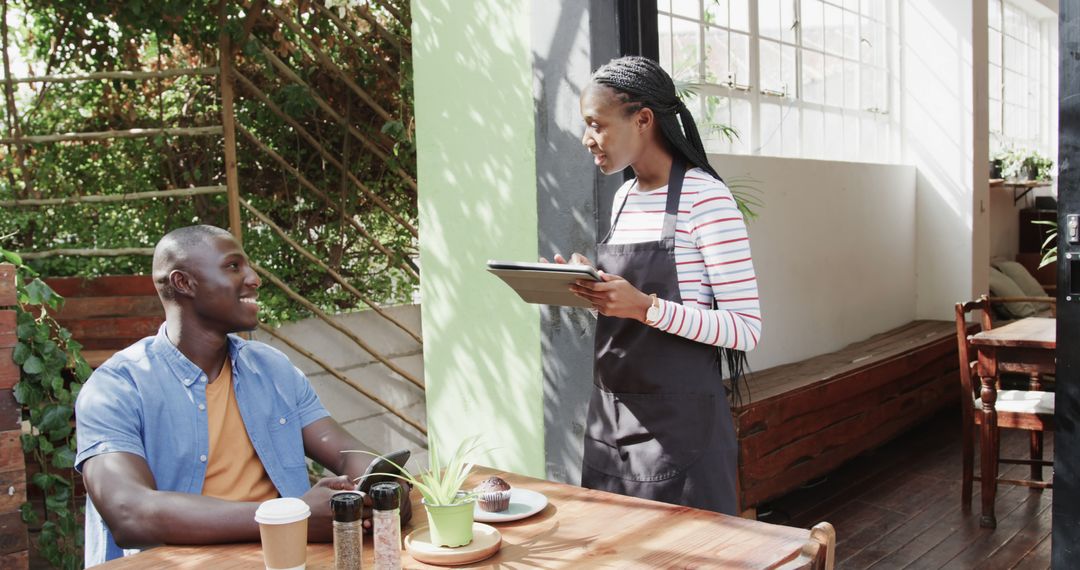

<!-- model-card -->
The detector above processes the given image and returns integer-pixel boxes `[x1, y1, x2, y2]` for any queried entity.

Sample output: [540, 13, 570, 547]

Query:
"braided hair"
[591, 56, 723, 183]
[591, 56, 750, 405]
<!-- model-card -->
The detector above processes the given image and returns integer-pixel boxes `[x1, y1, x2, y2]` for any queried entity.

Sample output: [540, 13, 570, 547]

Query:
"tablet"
[487, 260, 601, 308]
[357, 449, 411, 493]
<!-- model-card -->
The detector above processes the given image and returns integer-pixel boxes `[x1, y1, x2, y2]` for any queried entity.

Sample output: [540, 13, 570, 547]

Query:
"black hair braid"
[591, 56, 723, 183]
[591, 56, 751, 405]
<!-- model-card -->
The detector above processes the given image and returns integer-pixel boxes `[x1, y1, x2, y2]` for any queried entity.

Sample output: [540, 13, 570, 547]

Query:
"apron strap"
[601, 179, 636, 245]
[601, 158, 688, 245]
[661, 158, 686, 241]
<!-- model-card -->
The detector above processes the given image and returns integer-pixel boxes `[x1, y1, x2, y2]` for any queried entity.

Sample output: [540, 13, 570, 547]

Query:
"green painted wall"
[412, 0, 543, 477]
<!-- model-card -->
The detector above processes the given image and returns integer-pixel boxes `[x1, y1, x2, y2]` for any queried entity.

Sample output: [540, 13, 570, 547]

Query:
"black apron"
[581, 158, 739, 515]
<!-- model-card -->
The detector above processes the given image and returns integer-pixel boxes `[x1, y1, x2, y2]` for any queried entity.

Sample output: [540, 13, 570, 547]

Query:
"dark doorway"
[616, 0, 658, 59]
[1054, 1, 1080, 566]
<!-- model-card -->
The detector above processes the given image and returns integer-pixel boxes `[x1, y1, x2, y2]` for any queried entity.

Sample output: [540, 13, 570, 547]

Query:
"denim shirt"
[75, 325, 331, 567]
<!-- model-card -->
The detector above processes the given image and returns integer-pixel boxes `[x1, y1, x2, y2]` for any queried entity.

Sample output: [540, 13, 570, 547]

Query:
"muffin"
[473, 476, 512, 512]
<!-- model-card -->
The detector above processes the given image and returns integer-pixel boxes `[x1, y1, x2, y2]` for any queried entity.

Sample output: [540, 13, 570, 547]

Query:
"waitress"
[550, 56, 762, 515]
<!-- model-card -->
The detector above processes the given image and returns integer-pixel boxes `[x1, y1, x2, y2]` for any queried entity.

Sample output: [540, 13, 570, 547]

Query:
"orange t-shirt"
[201, 360, 279, 502]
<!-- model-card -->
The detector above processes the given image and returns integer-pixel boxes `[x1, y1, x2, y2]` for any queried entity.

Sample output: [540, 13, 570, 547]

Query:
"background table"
[99, 467, 834, 568]
[970, 316, 1056, 528]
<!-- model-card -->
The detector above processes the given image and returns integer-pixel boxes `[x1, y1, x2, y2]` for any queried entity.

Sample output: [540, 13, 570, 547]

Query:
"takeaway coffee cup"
[255, 497, 311, 570]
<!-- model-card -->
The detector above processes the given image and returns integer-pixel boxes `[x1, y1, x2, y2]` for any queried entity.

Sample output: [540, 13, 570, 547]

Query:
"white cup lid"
[255, 497, 311, 525]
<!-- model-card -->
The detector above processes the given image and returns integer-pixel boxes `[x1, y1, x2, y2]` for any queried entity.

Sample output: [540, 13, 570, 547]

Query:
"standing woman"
[555, 56, 762, 515]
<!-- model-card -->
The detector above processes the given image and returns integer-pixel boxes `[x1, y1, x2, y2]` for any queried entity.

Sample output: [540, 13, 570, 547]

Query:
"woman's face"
[580, 84, 651, 175]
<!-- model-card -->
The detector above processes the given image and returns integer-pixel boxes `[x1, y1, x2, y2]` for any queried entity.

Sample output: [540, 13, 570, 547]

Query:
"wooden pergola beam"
[235, 124, 419, 280]
[309, 0, 397, 79]
[6, 67, 219, 84]
[0, 185, 227, 207]
[367, 0, 409, 30]
[0, 125, 223, 145]
[241, 197, 421, 344]
[219, 0, 243, 245]
[254, 40, 416, 191]
[262, 1, 393, 124]
[19, 248, 154, 260]
[251, 263, 425, 391]
[232, 69, 417, 237]
[348, 1, 403, 54]
[258, 322, 426, 435]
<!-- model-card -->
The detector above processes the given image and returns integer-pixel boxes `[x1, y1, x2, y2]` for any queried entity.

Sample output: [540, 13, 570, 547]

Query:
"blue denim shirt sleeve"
[292, 363, 330, 428]
[75, 362, 145, 472]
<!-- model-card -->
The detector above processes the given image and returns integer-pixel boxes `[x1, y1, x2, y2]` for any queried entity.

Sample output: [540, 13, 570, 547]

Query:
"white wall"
[709, 154, 918, 371]
[991, 188, 1024, 262]
[901, 0, 989, 320]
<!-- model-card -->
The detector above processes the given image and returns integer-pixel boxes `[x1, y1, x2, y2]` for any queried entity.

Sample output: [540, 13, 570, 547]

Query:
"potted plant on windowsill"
[349, 436, 481, 548]
[998, 147, 1055, 182]
[1024, 150, 1054, 182]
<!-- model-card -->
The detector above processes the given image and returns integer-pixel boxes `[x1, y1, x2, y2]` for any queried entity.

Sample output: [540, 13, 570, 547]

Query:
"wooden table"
[969, 317, 1056, 529]
[99, 467, 835, 569]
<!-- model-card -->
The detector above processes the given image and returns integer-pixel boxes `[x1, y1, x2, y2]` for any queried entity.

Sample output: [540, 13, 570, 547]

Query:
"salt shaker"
[331, 491, 364, 570]
[371, 482, 402, 570]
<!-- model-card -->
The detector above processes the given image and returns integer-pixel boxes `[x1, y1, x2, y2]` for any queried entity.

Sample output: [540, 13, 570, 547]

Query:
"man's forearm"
[112, 489, 260, 548]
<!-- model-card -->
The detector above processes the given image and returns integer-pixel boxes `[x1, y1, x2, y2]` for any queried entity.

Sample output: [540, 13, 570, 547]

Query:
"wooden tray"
[404, 523, 502, 566]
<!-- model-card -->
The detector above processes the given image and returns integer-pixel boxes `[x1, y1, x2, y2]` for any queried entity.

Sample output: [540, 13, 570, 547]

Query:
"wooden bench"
[44, 275, 163, 368]
[734, 320, 965, 513]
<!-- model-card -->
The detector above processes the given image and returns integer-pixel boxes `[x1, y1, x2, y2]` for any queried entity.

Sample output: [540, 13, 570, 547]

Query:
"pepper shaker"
[371, 482, 402, 570]
[331, 491, 364, 570]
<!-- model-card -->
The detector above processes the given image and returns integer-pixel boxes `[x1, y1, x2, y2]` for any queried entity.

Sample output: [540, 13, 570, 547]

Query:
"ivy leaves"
[4, 251, 86, 570]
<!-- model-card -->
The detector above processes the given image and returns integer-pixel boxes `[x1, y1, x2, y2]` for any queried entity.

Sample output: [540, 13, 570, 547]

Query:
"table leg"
[979, 364, 999, 529]
[1029, 372, 1043, 482]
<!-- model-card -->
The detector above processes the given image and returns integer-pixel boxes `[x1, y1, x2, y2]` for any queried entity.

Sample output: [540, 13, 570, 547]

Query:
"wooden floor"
[758, 407, 1053, 570]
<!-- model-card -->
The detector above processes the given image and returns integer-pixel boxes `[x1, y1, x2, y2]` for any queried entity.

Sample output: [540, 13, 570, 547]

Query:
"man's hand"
[300, 418, 414, 533]
[570, 272, 652, 321]
[358, 482, 414, 534]
[302, 475, 358, 542]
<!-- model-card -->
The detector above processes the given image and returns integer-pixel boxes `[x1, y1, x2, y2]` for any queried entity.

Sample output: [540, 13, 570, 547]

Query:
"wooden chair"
[954, 296, 1054, 513]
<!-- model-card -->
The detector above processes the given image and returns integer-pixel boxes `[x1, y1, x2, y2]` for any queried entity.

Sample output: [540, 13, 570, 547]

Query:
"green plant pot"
[422, 496, 475, 548]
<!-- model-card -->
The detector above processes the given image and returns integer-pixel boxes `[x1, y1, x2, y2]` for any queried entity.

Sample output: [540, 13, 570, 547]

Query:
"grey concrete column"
[531, 0, 621, 484]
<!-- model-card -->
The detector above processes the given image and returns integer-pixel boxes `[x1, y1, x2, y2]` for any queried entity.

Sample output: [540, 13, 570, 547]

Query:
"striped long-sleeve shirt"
[607, 167, 762, 351]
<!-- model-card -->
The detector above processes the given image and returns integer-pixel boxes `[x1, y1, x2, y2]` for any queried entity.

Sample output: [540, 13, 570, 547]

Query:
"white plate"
[473, 488, 549, 523]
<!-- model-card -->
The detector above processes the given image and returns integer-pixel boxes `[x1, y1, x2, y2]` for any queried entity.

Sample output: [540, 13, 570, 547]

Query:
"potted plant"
[999, 147, 1055, 182]
[349, 436, 481, 548]
[998, 147, 1025, 181]
[1033, 220, 1058, 269]
[1024, 150, 1054, 182]
[990, 154, 1005, 179]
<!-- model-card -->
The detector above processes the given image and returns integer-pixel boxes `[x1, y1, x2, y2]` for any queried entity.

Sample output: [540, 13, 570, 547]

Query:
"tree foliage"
[0, 0, 417, 324]
[3, 248, 88, 570]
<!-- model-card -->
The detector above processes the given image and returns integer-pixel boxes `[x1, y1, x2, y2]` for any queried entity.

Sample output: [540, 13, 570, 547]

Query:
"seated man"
[75, 225, 411, 566]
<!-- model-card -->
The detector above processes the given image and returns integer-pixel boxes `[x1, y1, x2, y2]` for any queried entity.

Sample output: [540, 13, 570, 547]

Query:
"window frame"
[656, 0, 897, 162]
[989, 0, 1053, 156]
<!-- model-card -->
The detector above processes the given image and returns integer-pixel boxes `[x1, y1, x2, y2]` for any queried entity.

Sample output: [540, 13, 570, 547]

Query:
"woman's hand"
[571, 272, 652, 321]
[540, 252, 594, 266]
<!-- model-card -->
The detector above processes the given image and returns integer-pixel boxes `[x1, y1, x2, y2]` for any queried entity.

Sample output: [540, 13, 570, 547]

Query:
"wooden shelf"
[989, 179, 1053, 204]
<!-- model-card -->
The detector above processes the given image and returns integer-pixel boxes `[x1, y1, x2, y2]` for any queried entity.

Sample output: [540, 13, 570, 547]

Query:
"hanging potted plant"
[349, 436, 481, 548]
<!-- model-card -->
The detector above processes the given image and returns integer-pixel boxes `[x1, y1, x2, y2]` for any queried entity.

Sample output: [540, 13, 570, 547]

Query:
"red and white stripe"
[608, 168, 762, 350]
